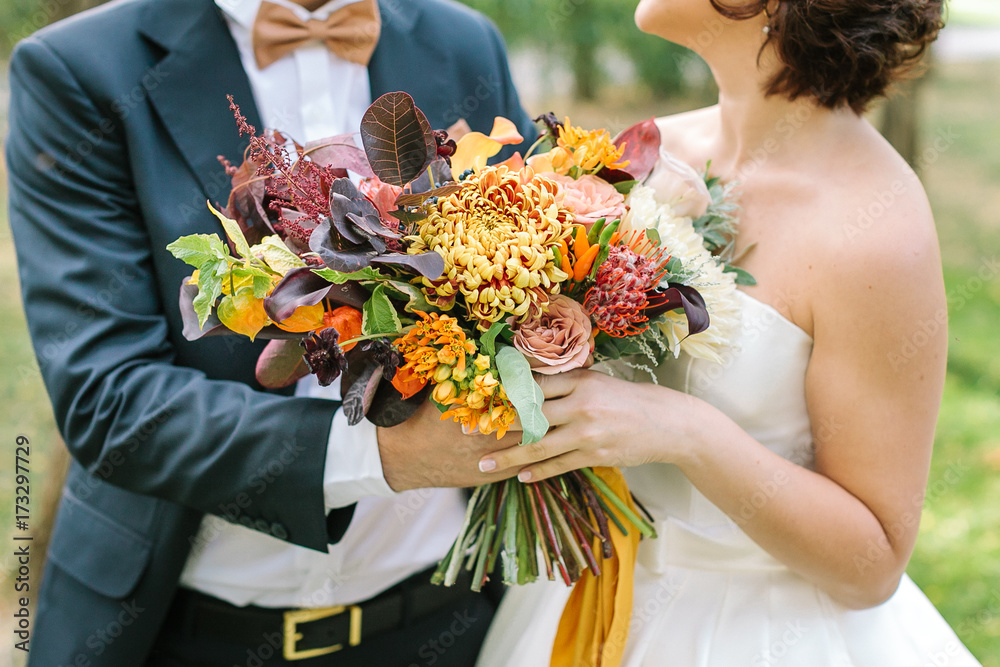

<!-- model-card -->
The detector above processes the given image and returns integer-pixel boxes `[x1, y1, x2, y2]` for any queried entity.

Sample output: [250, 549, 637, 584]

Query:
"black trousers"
[145, 586, 497, 667]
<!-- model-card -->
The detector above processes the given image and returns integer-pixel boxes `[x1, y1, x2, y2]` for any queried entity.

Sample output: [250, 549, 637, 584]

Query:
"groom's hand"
[377, 398, 522, 491]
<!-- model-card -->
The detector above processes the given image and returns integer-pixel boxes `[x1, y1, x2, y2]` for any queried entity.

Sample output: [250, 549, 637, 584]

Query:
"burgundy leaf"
[301, 134, 375, 178]
[329, 178, 401, 240]
[179, 282, 226, 340]
[406, 158, 454, 193]
[264, 267, 369, 321]
[342, 361, 384, 425]
[369, 251, 445, 279]
[365, 383, 429, 427]
[360, 92, 437, 187]
[613, 118, 662, 182]
[223, 158, 274, 247]
[264, 267, 332, 321]
[595, 167, 636, 185]
[255, 339, 310, 389]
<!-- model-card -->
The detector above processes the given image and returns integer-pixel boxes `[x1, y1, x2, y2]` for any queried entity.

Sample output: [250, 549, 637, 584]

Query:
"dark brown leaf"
[360, 92, 437, 187]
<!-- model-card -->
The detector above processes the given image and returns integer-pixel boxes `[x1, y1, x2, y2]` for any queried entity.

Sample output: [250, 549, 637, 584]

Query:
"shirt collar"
[216, 0, 371, 30]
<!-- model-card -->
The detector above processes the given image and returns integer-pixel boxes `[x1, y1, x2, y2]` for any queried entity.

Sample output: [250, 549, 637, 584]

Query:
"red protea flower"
[584, 233, 670, 337]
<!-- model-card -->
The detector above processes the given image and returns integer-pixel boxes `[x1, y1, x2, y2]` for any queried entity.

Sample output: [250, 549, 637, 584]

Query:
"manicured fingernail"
[479, 459, 496, 473]
[518, 470, 532, 482]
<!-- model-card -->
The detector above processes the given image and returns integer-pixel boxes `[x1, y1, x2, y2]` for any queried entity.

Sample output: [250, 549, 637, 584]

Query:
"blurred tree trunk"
[569, 0, 599, 101]
[49, 0, 108, 22]
[880, 49, 934, 173]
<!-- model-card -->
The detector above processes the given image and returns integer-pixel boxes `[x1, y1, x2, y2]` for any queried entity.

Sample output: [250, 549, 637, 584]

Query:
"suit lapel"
[368, 1, 454, 130]
[139, 0, 262, 199]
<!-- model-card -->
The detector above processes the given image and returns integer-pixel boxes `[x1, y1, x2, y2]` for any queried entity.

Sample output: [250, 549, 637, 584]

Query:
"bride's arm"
[479, 193, 947, 611]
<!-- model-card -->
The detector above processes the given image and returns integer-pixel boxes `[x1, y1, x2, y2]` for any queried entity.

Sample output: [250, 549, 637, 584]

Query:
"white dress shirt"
[178, 0, 467, 608]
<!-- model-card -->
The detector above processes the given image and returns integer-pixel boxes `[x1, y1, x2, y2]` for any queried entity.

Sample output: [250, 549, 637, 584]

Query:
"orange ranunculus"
[273, 302, 326, 333]
[390, 365, 427, 399]
[323, 306, 363, 351]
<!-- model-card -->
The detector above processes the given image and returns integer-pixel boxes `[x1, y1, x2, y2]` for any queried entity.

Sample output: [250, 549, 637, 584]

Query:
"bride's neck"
[703, 44, 859, 178]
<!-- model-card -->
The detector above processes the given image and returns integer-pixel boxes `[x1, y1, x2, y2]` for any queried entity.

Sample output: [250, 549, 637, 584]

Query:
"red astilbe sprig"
[584, 231, 672, 337]
[226, 95, 340, 246]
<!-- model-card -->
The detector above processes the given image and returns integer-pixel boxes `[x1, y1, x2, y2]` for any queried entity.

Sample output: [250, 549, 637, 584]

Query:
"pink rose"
[511, 296, 593, 375]
[547, 174, 627, 229]
[644, 148, 712, 219]
[358, 176, 403, 222]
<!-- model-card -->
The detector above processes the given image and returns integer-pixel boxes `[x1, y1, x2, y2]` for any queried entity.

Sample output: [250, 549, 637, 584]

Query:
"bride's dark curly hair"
[710, 0, 945, 112]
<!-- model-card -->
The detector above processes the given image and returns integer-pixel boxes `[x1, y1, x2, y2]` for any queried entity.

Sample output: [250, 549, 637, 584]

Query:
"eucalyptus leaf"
[495, 345, 548, 445]
[480, 321, 509, 358]
[724, 265, 757, 286]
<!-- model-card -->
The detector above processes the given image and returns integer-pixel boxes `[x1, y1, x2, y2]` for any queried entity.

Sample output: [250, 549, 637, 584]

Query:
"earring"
[762, 3, 773, 34]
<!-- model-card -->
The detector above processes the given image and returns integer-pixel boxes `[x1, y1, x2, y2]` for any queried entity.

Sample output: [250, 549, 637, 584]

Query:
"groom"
[6, 0, 534, 664]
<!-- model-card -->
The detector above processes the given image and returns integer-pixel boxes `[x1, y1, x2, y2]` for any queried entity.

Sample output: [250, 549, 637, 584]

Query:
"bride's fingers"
[533, 370, 584, 400]
[516, 450, 595, 483]
[478, 428, 577, 473]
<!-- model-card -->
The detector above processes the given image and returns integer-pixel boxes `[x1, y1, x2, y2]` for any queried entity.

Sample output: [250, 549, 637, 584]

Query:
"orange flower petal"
[488, 117, 524, 146]
[496, 151, 525, 171]
[273, 302, 326, 333]
[390, 366, 427, 400]
[323, 306, 363, 352]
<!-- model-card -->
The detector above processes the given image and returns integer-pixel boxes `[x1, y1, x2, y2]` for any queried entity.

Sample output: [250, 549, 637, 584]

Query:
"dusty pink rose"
[644, 148, 712, 219]
[547, 173, 627, 229]
[511, 295, 593, 375]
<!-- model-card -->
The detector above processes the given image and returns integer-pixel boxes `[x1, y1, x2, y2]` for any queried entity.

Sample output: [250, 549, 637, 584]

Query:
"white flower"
[623, 185, 741, 363]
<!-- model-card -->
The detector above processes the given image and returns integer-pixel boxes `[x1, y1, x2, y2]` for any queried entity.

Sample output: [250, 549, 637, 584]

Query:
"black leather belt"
[169, 566, 471, 661]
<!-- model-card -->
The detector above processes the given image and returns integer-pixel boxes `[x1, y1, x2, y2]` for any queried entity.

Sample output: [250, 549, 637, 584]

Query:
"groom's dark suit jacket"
[6, 0, 533, 663]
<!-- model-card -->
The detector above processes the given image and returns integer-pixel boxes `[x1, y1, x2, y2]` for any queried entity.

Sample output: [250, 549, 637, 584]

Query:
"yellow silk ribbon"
[550, 467, 641, 667]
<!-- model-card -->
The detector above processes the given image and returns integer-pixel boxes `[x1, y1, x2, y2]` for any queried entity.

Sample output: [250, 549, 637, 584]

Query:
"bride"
[475, 0, 982, 664]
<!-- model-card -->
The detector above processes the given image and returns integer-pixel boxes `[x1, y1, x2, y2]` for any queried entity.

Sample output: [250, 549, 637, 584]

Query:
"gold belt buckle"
[282, 604, 362, 661]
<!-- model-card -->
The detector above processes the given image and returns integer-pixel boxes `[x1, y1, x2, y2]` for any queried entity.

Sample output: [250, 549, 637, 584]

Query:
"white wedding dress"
[477, 291, 981, 666]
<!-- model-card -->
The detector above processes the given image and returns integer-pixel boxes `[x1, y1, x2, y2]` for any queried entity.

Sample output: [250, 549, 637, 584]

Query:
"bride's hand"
[478, 369, 711, 481]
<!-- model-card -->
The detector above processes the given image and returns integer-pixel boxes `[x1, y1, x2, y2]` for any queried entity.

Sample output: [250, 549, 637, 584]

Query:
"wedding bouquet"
[167, 93, 746, 596]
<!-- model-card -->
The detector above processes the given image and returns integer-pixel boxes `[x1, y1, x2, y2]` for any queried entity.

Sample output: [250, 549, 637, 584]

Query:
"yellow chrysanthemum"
[409, 166, 573, 330]
[554, 118, 630, 174]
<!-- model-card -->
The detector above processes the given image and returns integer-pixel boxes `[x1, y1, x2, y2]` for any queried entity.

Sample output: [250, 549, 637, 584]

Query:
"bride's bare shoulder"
[653, 107, 719, 162]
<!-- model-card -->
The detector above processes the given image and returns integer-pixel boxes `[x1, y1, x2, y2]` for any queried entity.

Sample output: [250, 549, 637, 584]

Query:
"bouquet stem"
[432, 468, 656, 590]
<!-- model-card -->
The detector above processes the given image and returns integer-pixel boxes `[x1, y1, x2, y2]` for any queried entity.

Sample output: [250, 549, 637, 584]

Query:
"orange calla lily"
[450, 116, 524, 180]
[496, 151, 525, 172]
[323, 306, 363, 351]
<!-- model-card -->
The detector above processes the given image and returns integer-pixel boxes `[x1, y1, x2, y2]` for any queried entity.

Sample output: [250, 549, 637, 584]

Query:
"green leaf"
[724, 265, 757, 286]
[313, 266, 386, 284]
[251, 235, 306, 275]
[166, 234, 230, 269]
[480, 321, 510, 358]
[645, 227, 661, 246]
[382, 280, 435, 314]
[495, 345, 548, 445]
[192, 260, 224, 327]
[613, 179, 638, 195]
[208, 202, 252, 259]
[361, 284, 402, 336]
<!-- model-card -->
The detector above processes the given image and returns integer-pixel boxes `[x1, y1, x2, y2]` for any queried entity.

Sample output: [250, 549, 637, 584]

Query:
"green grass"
[1, 58, 998, 665]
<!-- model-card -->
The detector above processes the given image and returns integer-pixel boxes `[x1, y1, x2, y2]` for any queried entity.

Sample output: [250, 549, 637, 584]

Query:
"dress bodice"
[624, 290, 816, 573]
